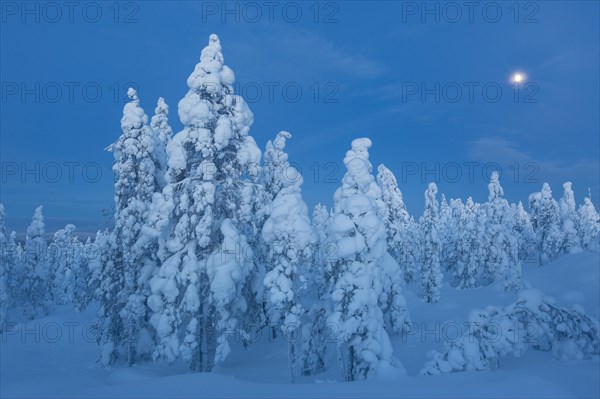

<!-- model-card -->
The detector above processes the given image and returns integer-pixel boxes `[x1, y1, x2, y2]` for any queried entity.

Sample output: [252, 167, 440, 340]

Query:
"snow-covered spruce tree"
[450, 198, 464, 225]
[299, 204, 331, 377]
[310, 203, 331, 297]
[72, 241, 93, 313]
[260, 130, 296, 337]
[482, 172, 521, 292]
[300, 302, 328, 376]
[100, 88, 163, 366]
[328, 138, 397, 381]
[85, 230, 110, 305]
[513, 201, 536, 262]
[452, 197, 485, 289]
[439, 194, 457, 272]
[403, 218, 421, 283]
[528, 191, 541, 231]
[21, 206, 50, 319]
[559, 182, 582, 254]
[150, 97, 173, 189]
[420, 183, 442, 303]
[0, 204, 9, 329]
[535, 183, 563, 265]
[2, 229, 20, 317]
[422, 289, 600, 374]
[361, 168, 410, 335]
[49, 224, 84, 306]
[449, 198, 465, 269]
[578, 197, 600, 251]
[376, 164, 418, 283]
[148, 34, 262, 372]
[364, 165, 411, 334]
[261, 131, 316, 383]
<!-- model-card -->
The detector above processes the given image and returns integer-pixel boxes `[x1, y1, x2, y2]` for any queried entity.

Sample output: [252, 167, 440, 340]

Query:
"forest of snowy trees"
[1, 34, 599, 383]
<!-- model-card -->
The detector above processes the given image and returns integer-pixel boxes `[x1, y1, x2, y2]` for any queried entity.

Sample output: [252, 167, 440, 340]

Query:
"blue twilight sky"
[1, 1, 599, 234]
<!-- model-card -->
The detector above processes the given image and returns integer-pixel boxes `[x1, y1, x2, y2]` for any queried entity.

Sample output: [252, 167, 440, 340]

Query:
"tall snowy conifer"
[328, 138, 397, 381]
[376, 164, 418, 283]
[148, 34, 262, 372]
[100, 88, 163, 366]
[261, 131, 316, 383]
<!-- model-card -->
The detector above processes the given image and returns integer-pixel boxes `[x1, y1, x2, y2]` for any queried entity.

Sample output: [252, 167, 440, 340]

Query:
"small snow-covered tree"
[310, 203, 331, 297]
[579, 197, 600, 251]
[447, 198, 464, 271]
[559, 182, 582, 254]
[482, 172, 521, 292]
[150, 97, 173, 189]
[535, 183, 563, 265]
[2, 230, 20, 317]
[300, 204, 330, 377]
[420, 183, 442, 303]
[21, 206, 50, 319]
[452, 197, 485, 289]
[328, 138, 396, 381]
[376, 164, 418, 283]
[439, 194, 456, 271]
[513, 201, 536, 262]
[401, 218, 421, 283]
[261, 131, 316, 383]
[300, 303, 328, 376]
[0, 204, 9, 329]
[148, 34, 262, 371]
[86, 230, 110, 304]
[49, 224, 84, 307]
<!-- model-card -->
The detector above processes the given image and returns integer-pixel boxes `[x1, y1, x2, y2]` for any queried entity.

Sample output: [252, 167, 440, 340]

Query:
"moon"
[512, 72, 525, 83]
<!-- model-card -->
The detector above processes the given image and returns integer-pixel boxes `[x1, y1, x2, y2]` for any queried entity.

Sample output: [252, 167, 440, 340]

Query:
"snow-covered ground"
[1, 252, 598, 398]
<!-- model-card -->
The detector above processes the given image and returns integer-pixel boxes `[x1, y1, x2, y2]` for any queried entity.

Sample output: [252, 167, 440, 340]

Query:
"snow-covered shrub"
[422, 289, 600, 375]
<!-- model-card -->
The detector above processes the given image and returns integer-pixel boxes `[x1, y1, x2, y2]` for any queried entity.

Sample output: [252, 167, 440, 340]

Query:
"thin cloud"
[227, 29, 386, 81]
[467, 136, 599, 185]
